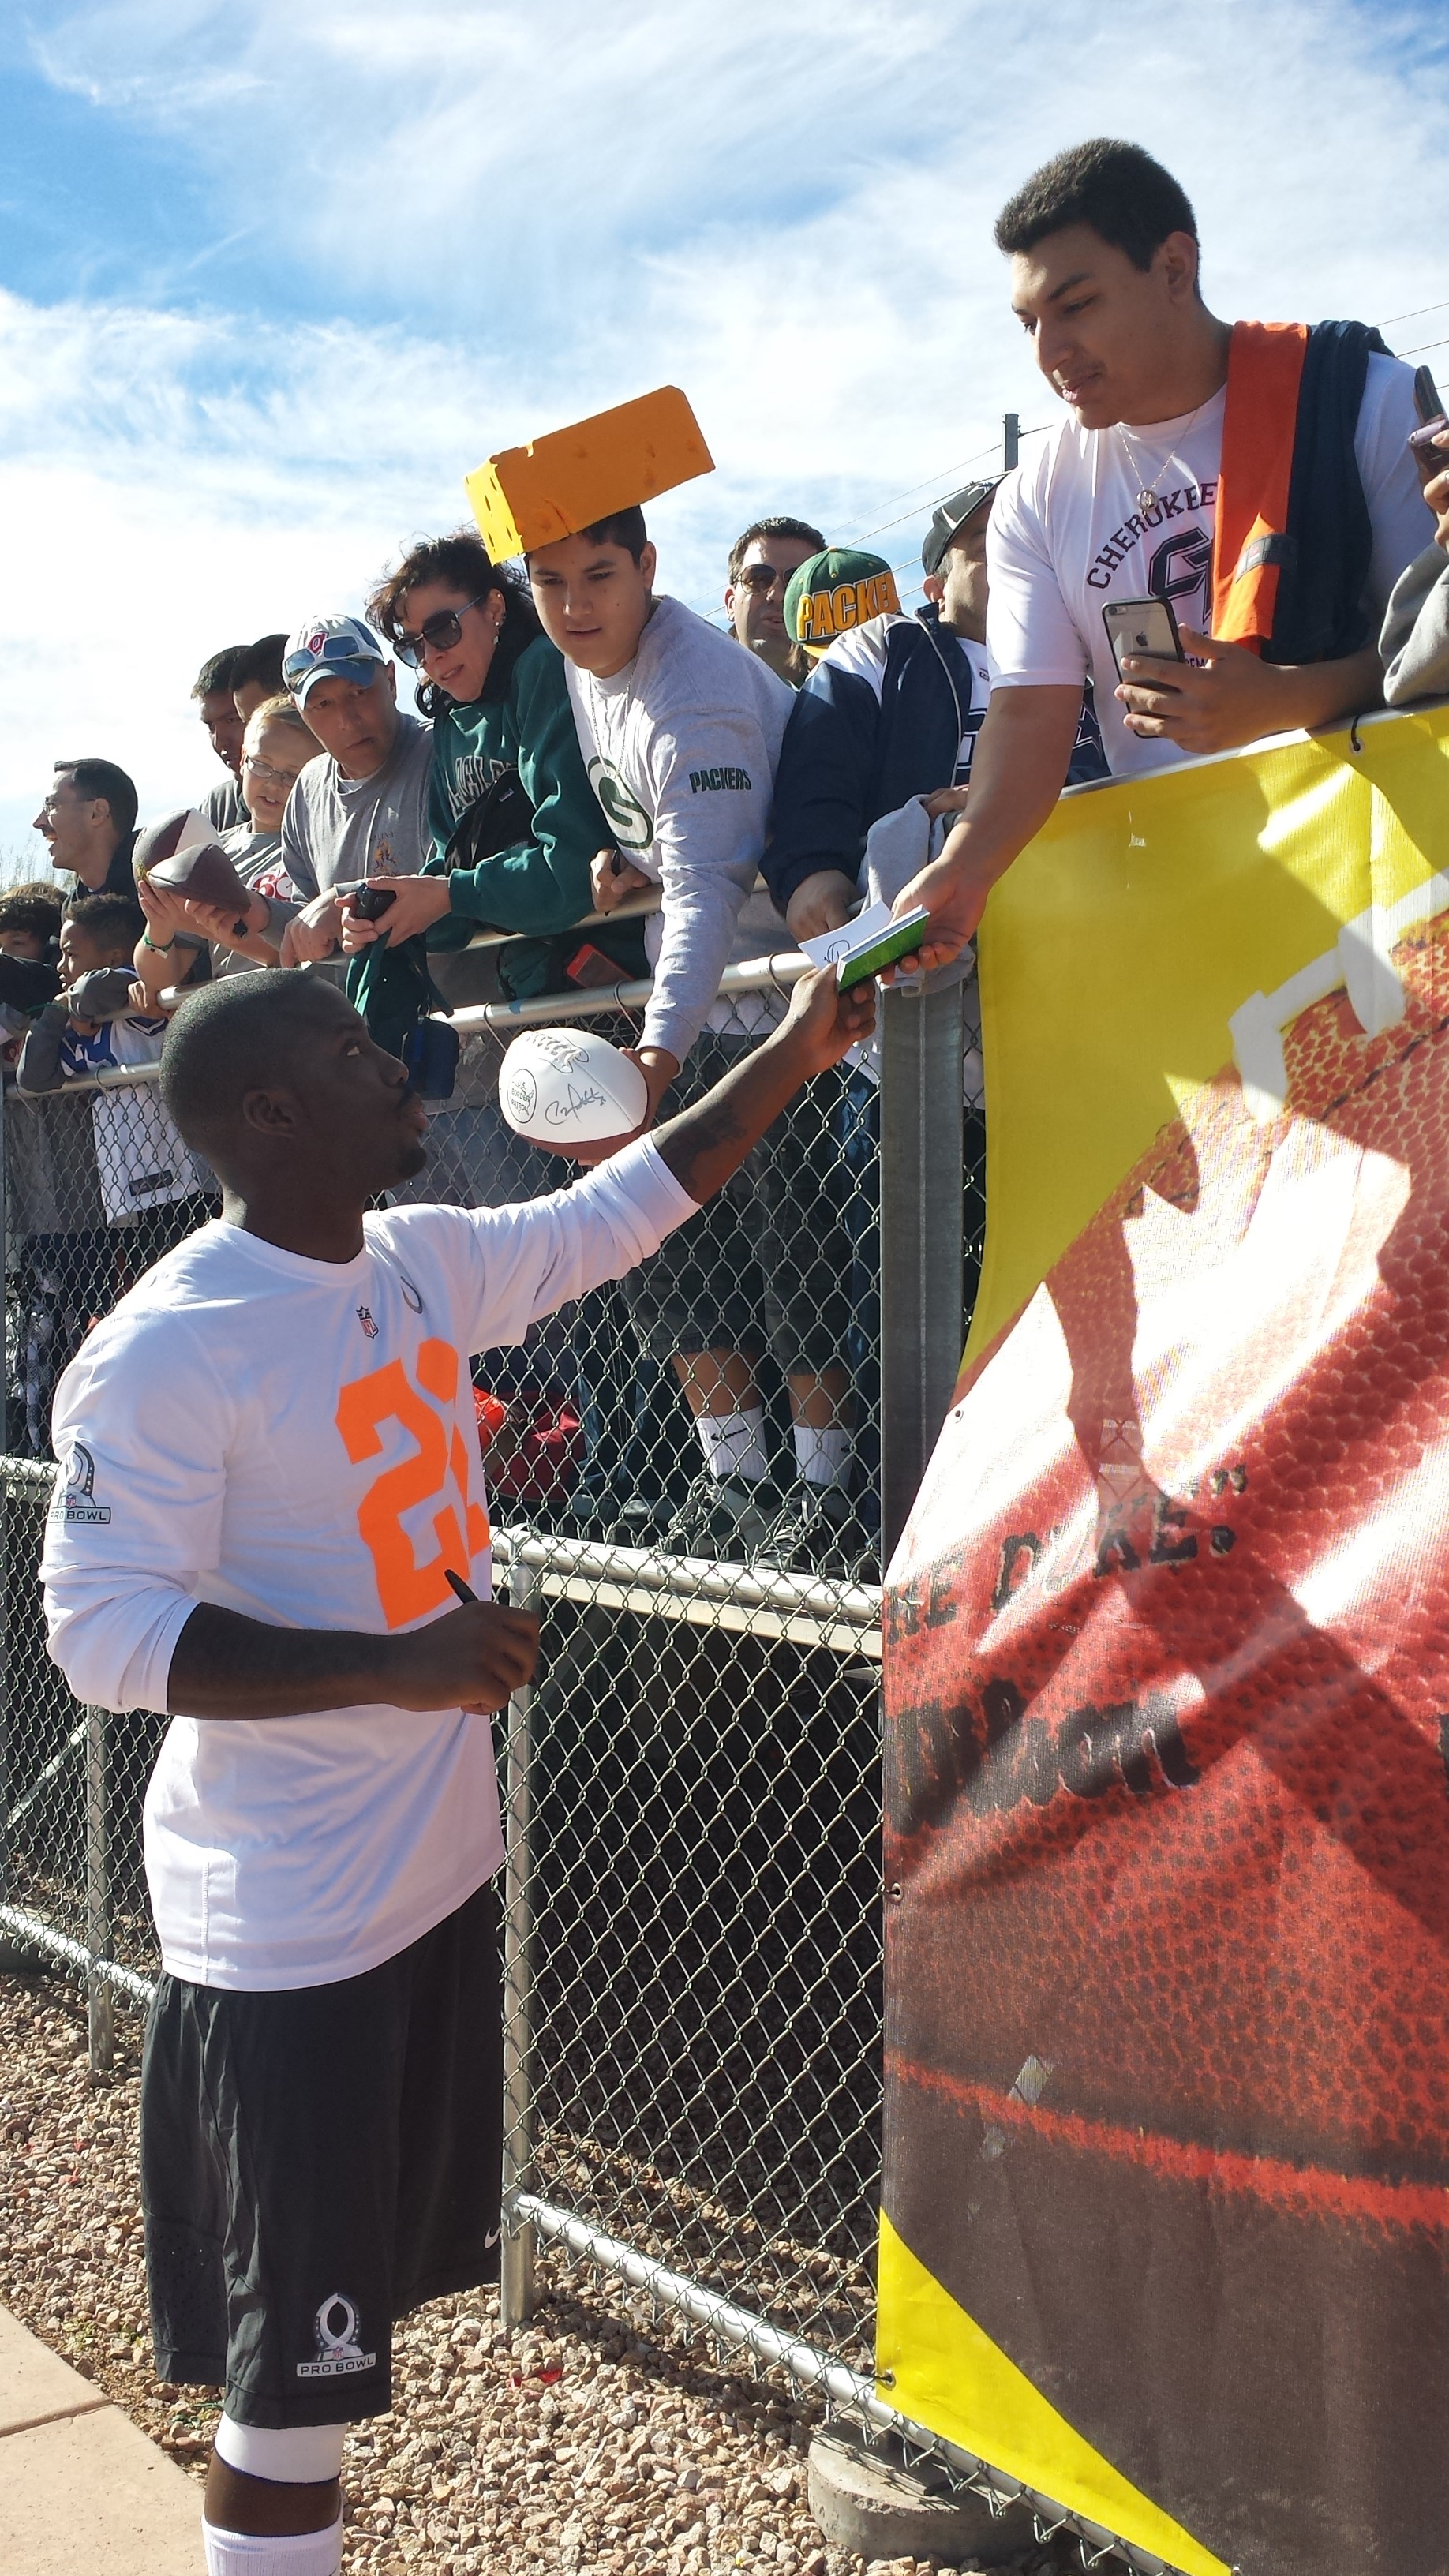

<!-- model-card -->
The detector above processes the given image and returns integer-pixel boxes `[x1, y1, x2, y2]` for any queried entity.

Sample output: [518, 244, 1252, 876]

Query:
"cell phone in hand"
[1103, 597, 1185, 678]
[836, 907, 931, 990]
[353, 882, 397, 922]
[1409, 365, 1448, 457]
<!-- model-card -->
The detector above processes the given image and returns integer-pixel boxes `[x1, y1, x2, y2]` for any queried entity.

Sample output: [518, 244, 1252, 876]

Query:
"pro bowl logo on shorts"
[49, 1441, 111, 1526]
[297, 2291, 376, 2380]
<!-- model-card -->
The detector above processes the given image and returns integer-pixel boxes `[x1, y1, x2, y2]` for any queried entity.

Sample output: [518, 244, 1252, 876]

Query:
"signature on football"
[545, 1080, 607, 1128]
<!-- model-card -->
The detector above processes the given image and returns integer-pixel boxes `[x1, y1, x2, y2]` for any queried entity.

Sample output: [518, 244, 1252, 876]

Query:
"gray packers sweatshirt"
[564, 594, 793, 1065]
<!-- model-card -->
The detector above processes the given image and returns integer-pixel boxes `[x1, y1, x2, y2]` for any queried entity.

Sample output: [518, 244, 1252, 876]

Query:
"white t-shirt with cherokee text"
[39, 1142, 695, 1994]
[985, 354, 1433, 777]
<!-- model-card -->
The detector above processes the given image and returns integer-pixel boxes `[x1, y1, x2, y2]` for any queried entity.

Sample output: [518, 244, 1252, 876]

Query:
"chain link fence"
[0, 957, 1088, 2543]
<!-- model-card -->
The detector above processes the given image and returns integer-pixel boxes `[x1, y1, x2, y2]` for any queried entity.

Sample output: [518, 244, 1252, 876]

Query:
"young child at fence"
[38, 960, 874, 2576]
[17, 891, 215, 1284]
[129, 700, 318, 1008]
[526, 493, 867, 1574]
[0, 882, 103, 1454]
[0, 881, 63, 1028]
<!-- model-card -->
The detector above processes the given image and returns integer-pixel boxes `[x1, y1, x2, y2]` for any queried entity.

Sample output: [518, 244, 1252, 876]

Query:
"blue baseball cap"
[283, 614, 388, 706]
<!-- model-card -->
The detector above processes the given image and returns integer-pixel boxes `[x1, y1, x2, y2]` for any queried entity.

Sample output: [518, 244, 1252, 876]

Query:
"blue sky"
[2, 0, 1448, 864]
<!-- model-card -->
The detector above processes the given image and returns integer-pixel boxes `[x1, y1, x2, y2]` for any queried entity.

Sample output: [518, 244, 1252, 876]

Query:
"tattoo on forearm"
[655, 1093, 750, 1199]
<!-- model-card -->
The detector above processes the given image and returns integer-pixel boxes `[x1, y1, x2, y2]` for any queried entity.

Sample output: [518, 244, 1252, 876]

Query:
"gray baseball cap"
[922, 477, 1002, 578]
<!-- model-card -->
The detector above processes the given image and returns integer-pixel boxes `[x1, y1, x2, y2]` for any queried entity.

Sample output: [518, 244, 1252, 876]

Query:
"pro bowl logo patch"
[504, 1068, 537, 1129]
[49, 1442, 111, 1526]
[305, 627, 328, 654]
[296, 2292, 376, 2380]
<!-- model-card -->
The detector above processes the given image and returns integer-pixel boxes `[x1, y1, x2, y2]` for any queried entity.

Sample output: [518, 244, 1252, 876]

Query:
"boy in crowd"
[39, 961, 872, 2576]
[766, 496, 1106, 942]
[527, 511, 863, 1567]
[724, 515, 826, 687]
[0, 882, 62, 964]
[279, 617, 432, 963]
[193, 647, 251, 833]
[17, 891, 212, 1284]
[231, 634, 291, 729]
[0, 882, 105, 1451]
[0, 882, 62, 1017]
[33, 757, 140, 897]
[896, 137, 1435, 966]
[130, 700, 319, 1004]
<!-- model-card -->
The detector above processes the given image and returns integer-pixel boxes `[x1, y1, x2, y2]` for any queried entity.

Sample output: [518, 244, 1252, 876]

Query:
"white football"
[499, 1026, 649, 1151]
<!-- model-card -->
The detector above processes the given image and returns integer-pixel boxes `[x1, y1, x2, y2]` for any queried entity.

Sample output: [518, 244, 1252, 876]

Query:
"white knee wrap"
[200, 2509, 343, 2576]
[214, 2416, 346, 2484]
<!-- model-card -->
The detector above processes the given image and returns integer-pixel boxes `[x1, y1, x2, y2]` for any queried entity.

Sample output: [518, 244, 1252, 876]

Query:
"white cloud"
[3, 0, 1448, 859]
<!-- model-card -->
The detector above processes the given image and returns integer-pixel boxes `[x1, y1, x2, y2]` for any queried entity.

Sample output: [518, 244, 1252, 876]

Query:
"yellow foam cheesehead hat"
[465, 386, 713, 560]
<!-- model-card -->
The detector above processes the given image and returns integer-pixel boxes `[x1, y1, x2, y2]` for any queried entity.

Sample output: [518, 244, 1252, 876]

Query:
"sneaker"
[549, 1481, 669, 1547]
[756, 1479, 873, 1580]
[662, 1468, 779, 1560]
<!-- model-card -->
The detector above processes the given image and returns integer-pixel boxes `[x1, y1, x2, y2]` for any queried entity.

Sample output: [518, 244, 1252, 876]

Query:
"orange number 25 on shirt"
[335, 1339, 491, 1629]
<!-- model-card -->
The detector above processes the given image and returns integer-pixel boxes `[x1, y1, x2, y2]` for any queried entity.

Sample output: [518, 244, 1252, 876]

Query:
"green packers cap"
[784, 548, 903, 657]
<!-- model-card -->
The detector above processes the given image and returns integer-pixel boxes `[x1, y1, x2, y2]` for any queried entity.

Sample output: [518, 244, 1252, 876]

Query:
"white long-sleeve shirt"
[40, 1140, 695, 1992]
[565, 594, 793, 1064]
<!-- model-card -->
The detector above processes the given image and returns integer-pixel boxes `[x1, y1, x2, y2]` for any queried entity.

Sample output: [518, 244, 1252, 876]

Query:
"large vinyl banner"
[880, 704, 1449, 2576]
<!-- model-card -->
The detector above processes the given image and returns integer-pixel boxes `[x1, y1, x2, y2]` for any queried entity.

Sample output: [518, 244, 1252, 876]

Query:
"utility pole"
[1002, 412, 1020, 471]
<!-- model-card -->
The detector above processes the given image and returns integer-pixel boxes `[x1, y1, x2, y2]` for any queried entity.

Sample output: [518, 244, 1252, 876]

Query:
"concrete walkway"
[0, 2304, 200, 2574]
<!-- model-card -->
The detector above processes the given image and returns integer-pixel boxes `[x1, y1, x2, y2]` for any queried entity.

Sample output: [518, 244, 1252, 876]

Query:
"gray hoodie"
[564, 595, 793, 1064]
[1380, 541, 1449, 706]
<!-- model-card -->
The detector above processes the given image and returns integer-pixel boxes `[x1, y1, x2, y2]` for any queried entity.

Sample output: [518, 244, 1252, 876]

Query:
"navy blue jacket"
[763, 604, 1106, 913]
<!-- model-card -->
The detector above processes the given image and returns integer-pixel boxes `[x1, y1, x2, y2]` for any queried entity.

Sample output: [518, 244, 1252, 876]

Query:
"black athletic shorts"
[140, 1880, 503, 2428]
[620, 1035, 856, 1372]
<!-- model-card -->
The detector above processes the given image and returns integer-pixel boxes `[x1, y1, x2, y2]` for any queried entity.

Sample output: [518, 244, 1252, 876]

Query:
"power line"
[695, 298, 1449, 622]
[1381, 298, 1449, 330]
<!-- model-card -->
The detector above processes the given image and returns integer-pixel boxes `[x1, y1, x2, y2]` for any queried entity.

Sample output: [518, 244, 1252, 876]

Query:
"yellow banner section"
[967, 703, 1449, 1365]
[877, 2218, 1227, 2576]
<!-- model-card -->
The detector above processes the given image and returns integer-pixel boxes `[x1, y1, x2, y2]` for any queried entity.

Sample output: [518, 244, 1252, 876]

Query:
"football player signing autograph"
[39, 963, 871, 2576]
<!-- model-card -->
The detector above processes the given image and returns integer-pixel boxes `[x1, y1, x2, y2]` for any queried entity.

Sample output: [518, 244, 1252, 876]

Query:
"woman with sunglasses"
[344, 530, 646, 1002]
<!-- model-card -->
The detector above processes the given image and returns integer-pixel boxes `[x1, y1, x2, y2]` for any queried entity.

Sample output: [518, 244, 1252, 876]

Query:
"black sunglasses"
[394, 595, 490, 668]
[736, 563, 791, 594]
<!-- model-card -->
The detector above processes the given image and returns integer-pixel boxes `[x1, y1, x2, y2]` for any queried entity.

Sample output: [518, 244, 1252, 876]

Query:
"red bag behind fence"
[474, 1383, 584, 1509]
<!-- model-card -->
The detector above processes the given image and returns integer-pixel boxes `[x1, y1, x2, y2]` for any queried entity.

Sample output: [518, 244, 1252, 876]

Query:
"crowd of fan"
[6, 137, 1449, 1573]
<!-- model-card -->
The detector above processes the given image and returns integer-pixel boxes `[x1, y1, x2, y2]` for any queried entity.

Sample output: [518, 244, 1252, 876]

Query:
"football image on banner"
[879, 703, 1449, 2576]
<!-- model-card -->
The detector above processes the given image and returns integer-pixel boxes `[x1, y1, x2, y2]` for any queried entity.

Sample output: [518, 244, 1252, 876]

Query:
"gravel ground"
[0, 1960, 1077, 2576]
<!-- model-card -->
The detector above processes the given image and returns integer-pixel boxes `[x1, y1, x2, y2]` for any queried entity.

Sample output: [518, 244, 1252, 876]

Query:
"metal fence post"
[500, 1554, 540, 2329]
[85, 1703, 114, 2076]
[878, 979, 965, 1567]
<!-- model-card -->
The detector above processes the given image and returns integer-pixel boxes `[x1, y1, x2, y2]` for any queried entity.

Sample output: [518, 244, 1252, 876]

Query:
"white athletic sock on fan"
[793, 1424, 852, 1489]
[200, 2511, 343, 2576]
[695, 1406, 769, 1484]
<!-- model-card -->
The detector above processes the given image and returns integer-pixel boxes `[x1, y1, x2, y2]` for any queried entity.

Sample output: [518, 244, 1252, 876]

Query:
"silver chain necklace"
[1114, 391, 1218, 519]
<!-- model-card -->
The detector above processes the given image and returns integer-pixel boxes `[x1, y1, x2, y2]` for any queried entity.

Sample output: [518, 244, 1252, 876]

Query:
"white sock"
[793, 1424, 852, 1489]
[215, 2417, 346, 2484]
[201, 2510, 343, 2576]
[695, 1406, 769, 1484]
